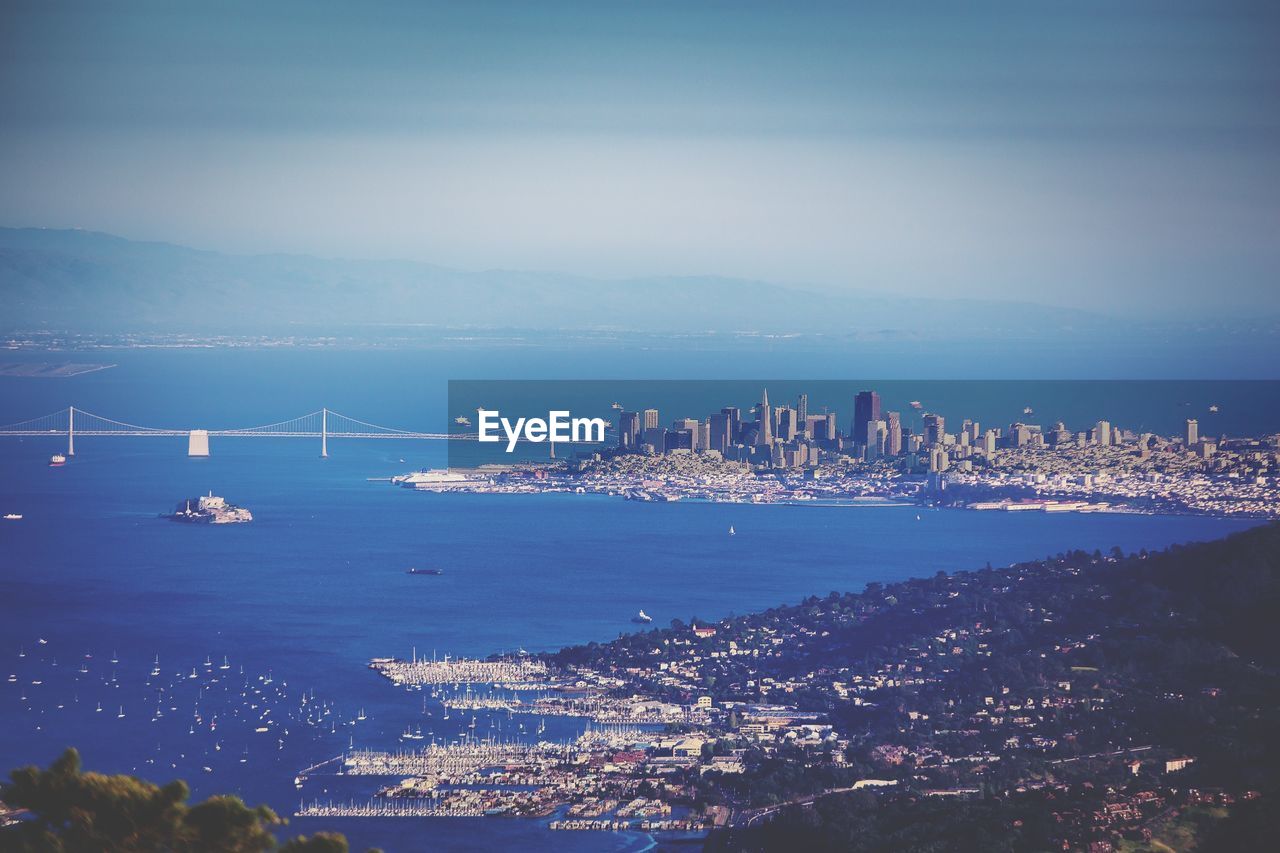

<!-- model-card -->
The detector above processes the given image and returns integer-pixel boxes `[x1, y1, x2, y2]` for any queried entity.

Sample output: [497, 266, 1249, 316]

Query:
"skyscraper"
[1185, 418, 1199, 446]
[642, 408, 659, 431]
[867, 419, 888, 459]
[756, 388, 773, 447]
[775, 406, 798, 442]
[618, 411, 640, 448]
[675, 417, 702, 451]
[796, 394, 808, 431]
[886, 411, 902, 456]
[721, 407, 741, 444]
[1095, 420, 1112, 447]
[709, 412, 729, 454]
[853, 391, 881, 446]
[923, 413, 945, 446]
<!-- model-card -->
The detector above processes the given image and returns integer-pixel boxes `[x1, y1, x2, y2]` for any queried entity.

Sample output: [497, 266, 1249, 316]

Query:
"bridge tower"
[67, 405, 75, 456]
[321, 408, 328, 458]
[188, 430, 210, 457]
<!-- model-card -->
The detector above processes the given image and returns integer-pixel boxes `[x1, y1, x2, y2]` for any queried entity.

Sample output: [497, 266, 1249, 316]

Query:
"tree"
[2, 749, 360, 852]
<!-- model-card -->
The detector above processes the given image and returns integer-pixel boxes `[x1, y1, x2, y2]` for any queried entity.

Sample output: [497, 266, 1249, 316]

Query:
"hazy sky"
[2, 1, 1278, 316]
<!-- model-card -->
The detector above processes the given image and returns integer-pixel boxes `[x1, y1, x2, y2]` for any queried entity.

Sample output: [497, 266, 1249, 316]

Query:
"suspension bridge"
[0, 406, 471, 457]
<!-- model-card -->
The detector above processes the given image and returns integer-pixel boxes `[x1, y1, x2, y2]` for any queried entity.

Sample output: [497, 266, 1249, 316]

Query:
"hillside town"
[308, 525, 1279, 850]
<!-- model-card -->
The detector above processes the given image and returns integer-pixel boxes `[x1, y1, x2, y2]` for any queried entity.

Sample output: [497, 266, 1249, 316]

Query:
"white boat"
[219, 656, 230, 670]
[1209, 404, 1220, 413]
[632, 610, 653, 624]
[454, 416, 472, 427]
[3, 513, 21, 520]
[728, 525, 735, 536]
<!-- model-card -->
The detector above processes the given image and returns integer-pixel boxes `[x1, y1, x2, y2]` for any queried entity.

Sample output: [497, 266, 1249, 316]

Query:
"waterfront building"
[1186, 419, 1199, 447]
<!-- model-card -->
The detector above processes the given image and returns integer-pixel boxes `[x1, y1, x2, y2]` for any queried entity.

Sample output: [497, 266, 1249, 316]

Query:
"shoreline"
[392, 483, 1279, 521]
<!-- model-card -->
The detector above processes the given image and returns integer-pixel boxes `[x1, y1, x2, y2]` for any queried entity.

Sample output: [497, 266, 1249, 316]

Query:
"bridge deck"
[0, 430, 466, 439]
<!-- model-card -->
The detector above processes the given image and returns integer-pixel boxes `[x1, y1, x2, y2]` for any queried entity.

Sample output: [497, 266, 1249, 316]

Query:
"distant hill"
[0, 227, 1118, 337]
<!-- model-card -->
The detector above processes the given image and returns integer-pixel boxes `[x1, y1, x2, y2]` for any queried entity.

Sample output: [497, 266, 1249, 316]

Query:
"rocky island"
[170, 492, 253, 524]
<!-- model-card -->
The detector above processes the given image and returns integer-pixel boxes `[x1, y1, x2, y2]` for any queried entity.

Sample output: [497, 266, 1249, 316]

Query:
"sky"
[1, 0, 1278, 317]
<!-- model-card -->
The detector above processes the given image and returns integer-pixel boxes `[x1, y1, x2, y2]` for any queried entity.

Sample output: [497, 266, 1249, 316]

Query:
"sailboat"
[728, 525, 735, 536]
[117, 705, 126, 719]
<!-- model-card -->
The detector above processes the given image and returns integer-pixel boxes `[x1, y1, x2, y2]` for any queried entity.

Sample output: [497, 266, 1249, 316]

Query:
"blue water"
[0, 351, 1269, 851]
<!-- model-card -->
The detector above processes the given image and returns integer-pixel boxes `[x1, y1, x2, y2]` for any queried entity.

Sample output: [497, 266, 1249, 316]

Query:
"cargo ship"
[407, 567, 443, 576]
[49, 454, 66, 467]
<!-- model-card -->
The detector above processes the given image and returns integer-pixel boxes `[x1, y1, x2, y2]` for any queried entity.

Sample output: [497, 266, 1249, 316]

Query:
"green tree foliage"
[1, 749, 358, 853]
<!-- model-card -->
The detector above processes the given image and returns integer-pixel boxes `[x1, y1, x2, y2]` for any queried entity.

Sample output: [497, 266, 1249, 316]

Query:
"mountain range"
[2, 227, 1127, 339]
